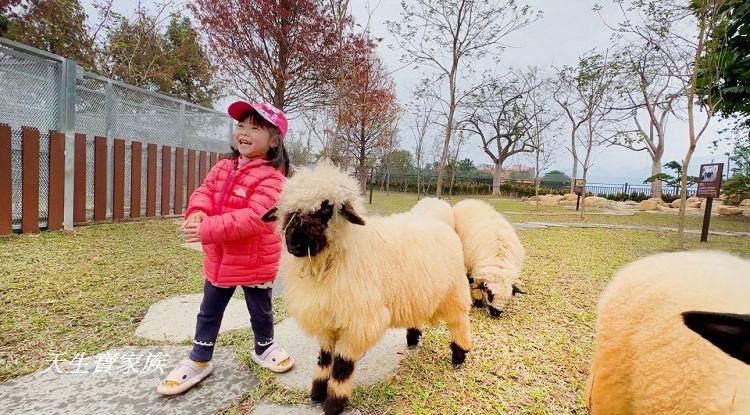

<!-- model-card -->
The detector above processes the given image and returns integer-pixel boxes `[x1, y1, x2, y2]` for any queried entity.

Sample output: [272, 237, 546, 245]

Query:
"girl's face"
[234, 118, 278, 159]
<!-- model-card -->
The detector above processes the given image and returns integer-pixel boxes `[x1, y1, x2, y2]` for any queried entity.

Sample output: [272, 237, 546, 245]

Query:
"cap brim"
[228, 101, 256, 121]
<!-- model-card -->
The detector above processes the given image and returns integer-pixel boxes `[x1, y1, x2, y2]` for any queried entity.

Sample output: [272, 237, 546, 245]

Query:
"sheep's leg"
[311, 336, 336, 405]
[470, 277, 485, 308]
[437, 293, 472, 369]
[406, 327, 422, 348]
[323, 353, 358, 415]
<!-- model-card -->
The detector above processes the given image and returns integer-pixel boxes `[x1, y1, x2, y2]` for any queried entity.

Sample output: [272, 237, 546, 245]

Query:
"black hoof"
[406, 328, 422, 348]
[489, 306, 503, 318]
[473, 299, 485, 308]
[310, 379, 328, 404]
[309, 398, 324, 407]
[450, 341, 467, 368]
[323, 395, 347, 415]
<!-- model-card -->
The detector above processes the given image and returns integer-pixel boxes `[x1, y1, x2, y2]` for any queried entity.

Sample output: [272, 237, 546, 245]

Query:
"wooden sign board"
[574, 179, 585, 194]
[696, 163, 724, 198]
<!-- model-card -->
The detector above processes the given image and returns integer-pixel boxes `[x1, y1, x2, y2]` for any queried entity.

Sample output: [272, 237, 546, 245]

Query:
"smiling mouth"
[239, 139, 252, 145]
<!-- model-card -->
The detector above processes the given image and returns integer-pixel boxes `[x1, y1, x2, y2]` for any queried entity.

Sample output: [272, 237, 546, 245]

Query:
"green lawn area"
[366, 190, 750, 233]
[2, 192, 749, 414]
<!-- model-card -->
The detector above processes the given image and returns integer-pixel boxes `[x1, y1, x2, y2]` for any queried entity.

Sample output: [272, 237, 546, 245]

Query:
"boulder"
[563, 193, 579, 201]
[744, 210, 750, 218]
[671, 198, 681, 208]
[718, 206, 743, 216]
[638, 199, 658, 211]
[584, 196, 612, 208]
[613, 201, 635, 210]
[520, 197, 529, 202]
[740, 199, 750, 207]
[539, 195, 564, 207]
[648, 197, 667, 206]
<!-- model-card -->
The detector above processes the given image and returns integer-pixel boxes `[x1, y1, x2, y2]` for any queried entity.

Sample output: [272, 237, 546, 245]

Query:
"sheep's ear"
[512, 284, 525, 296]
[340, 201, 365, 225]
[261, 207, 278, 222]
[682, 311, 750, 365]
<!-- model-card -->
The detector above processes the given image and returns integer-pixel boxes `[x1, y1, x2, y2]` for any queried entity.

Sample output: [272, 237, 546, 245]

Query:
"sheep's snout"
[284, 201, 334, 257]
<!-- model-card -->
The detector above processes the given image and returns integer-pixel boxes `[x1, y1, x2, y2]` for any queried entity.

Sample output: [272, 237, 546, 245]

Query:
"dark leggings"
[189, 280, 274, 362]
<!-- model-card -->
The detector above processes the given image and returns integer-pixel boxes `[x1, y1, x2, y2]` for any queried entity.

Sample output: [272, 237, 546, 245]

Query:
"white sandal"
[251, 343, 295, 373]
[156, 359, 214, 396]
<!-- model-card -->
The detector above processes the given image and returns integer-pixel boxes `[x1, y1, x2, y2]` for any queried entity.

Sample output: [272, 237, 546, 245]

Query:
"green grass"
[365, 191, 750, 233]
[0, 220, 206, 382]
[3, 192, 750, 414]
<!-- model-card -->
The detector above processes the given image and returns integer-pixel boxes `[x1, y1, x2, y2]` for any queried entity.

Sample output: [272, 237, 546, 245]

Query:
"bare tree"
[603, 0, 728, 245]
[388, 0, 540, 198]
[523, 71, 559, 208]
[461, 70, 542, 195]
[408, 81, 439, 199]
[600, 8, 689, 199]
[559, 51, 620, 219]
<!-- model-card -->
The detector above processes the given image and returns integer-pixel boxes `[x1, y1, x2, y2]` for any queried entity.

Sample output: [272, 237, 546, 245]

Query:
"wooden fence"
[0, 124, 222, 235]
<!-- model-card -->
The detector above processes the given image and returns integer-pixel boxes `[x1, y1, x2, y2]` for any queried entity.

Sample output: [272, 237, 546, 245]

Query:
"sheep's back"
[282, 213, 467, 336]
[589, 251, 750, 414]
[410, 197, 455, 228]
[453, 199, 525, 277]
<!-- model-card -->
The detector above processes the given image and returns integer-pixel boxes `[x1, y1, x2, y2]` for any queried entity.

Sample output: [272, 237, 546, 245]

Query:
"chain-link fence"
[0, 37, 232, 229]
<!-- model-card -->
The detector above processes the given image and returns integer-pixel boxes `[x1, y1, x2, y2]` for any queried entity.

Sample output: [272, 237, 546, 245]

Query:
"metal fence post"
[105, 80, 114, 218]
[60, 59, 77, 230]
[179, 102, 185, 149]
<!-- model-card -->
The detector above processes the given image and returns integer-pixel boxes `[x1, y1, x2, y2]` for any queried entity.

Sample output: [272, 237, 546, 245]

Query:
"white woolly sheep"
[261, 162, 472, 415]
[410, 197, 455, 228]
[452, 199, 526, 317]
[587, 250, 750, 415]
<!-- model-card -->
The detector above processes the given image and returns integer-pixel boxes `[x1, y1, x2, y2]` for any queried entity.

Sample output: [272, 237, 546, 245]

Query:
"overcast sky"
[82, 0, 736, 184]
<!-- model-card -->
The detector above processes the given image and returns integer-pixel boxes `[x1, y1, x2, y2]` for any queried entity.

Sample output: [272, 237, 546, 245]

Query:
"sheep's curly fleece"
[275, 161, 472, 363]
[587, 250, 750, 414]
[410, 197, 455, 228]
[452, 199, 525, 313]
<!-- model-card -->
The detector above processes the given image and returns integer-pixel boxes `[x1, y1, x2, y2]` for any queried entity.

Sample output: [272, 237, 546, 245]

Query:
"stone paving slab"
[181, 242, 203, 252]
[271, 318, 407, 391]
[0, 346, 256, 415]
[249, 402, 362, 415]
[136, 294, 252, 342]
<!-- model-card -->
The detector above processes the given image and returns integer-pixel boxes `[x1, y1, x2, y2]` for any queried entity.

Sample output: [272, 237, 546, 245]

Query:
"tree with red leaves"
[339, 36, 400, 192]
[190, 0, 340, 113]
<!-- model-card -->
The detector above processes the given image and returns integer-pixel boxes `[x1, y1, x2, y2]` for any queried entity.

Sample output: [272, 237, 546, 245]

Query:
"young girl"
[158, 101, 294, 395]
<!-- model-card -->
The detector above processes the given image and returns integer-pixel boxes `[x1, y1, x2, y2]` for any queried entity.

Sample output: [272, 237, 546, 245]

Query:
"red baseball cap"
[227, 101, 288, 139]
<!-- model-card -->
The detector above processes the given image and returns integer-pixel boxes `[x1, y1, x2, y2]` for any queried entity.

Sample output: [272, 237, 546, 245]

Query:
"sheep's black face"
[284, 201, 335, 257]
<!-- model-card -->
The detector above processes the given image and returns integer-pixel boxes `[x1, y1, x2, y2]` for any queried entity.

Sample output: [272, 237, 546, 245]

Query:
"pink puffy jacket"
[184, 157, 284, 286]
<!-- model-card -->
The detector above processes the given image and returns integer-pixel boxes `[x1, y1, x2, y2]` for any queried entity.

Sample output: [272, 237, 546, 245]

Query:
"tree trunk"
[535, 150, 540, 210]
[677, 148, 695, 248]
[570, 131, 578, 193]
[436, 69, 458, 199]
[357, 160, 367, 195]
[580, 167, 588, 220]
[650, 154, 663, 199]
[492, 162, 503, 195]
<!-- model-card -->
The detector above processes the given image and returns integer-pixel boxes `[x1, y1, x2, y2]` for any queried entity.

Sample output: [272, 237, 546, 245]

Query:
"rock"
[740, 199, 750, 207]
[648, 197, 667, 206]
[687, 196, 702, 204]
[671, 199, 681, 208]
[613, 201, 635, 210]
[0, 346, 256, 415]
[584, 196, 611, 208]
[744, 210, 750, 218]
[135, 294, 253, 342]
[624, 201, 639, 207]
[271, 318, 407, 391]
[718, 206, 743, 216]
[563, 193, 579, 201]
[638, 199, 658, 211]
[520, 197, 529, 202]
[539, 195, 564, 207]
[687, 200, 702, 209]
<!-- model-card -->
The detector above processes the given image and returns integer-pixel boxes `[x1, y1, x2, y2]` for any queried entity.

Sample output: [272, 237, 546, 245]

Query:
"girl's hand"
[183, 222, 202, 243]
[181, 211, 207, 231]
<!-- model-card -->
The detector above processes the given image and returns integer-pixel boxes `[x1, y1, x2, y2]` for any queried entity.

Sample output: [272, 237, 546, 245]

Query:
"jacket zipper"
[213, 160, 240, 284]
